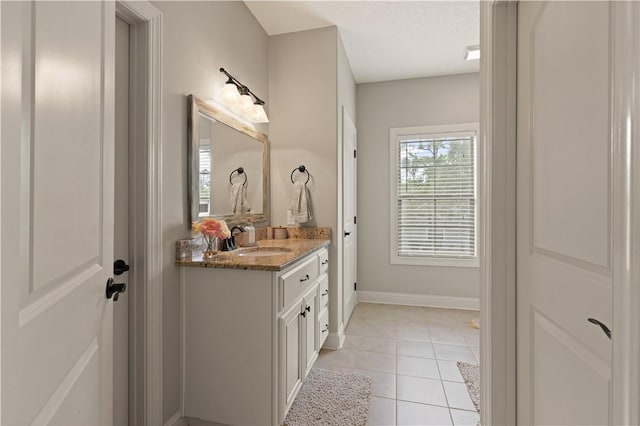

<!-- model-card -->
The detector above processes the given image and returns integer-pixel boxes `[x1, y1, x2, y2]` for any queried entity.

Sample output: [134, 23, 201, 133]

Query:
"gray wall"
[269, 27, 356, 339]
[356, 73, 480, 298]
[152, 2, 268, 422]
[269, 26, 345, 334]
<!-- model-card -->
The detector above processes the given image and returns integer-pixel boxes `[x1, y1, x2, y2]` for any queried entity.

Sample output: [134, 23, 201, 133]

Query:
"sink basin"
[233, 247, 292, 257]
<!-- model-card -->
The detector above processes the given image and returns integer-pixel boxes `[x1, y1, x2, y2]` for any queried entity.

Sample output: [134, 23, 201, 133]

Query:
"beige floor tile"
[397, 356, 440, 380]
[396, 401, 453, 426]
[470, 346, 480, 364]
[355, 350, 396, 374]
[443, 381, 476, 411]
[397, 340, 435, 359]
[367, 396, 396, 426]
[397, 326, 431, 342]
[437, 360, 464, 383]
[315, 348, 357, 369]
[450, 408, 480, 426]
[356, 368, 397, 399]
[463, 333, 480, 347]
[312, 304, 481, 426]
[429, 332, 467, 346]
[346, 322, 398, 339]
[397, 375, 447, 406]
[358, 336, 397, 355]
[433, 344, 476, 363]
[342, 334, 364, 349]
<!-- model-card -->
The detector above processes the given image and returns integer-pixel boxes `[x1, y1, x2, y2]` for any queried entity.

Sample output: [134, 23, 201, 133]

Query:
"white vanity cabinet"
[180, 244, 329, 426]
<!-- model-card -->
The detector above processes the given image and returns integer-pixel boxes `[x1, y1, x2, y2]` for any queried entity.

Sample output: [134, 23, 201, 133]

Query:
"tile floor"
[314, 303, 480, 426]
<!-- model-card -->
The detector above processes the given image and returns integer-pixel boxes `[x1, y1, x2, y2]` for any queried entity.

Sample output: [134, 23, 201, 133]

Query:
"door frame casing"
[342, 107, 357, 327]
[479, 2, 517, 425]
[114, 2, 164, 425]
[482, 1, 640, 424]
[610, 2, 640, 424]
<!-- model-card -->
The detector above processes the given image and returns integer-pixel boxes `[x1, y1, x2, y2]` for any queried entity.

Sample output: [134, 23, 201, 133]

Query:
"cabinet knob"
[300, 274, 310, 283]
[321, 260, 328, 265]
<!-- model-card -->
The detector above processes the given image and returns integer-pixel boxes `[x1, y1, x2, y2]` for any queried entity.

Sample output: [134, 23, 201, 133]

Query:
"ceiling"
[244, 1, 479, 84]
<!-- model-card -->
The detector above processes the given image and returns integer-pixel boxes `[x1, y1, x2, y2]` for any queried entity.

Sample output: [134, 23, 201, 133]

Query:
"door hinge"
[354, 216, 357, 225]
[354, 149, 357, 158]
[354, 282, 357, 290]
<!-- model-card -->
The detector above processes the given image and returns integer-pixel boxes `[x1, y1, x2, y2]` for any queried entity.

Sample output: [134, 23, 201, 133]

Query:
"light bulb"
[238, 93, 254, 114]
[218, 83, 240, 105]
[251, 104, 269, 123]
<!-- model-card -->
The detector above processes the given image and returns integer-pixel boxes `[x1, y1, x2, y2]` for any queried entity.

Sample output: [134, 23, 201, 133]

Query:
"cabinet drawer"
[318, 274, 329, 311]
[317, 248, 329, 275]
[318, 308, 329, 348]
[280, 256, 319, 310]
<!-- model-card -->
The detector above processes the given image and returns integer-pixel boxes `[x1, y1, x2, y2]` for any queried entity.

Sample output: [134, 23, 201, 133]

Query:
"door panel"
[529, 1, 610, 268]
[280, 303, 302, 414]
[1, 1, 115, 424]
[517, 1, 612, 424]
[342, 108, 357, 324]
[532, 313, 610, 426]
[304, 289, 317, 373]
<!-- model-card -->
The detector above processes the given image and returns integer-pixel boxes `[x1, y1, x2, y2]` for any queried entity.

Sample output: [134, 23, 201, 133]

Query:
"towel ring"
[229, 167, 248, 186]
[290, 165, 310, 184]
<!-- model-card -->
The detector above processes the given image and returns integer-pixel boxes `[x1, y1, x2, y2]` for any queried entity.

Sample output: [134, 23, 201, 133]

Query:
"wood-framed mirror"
[187, 94, 269, 227]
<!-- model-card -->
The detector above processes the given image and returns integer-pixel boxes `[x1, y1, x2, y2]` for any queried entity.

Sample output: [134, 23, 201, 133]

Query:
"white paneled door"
[2, 1, 115, 425]
[342, 108, 357, 325]
[517, 1, 612, 424]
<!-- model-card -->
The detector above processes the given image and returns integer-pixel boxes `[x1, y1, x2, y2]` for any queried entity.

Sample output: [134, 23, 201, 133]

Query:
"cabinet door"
[279, 303, 303, 417]
[303, 289, 319, 374]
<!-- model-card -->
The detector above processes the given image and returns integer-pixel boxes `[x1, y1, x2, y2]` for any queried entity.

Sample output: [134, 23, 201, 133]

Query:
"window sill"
[390, 255, 479, 268]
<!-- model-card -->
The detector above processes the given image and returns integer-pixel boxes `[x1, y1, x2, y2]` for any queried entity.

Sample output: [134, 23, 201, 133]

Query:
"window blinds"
[396, 134, 476, 258]
[199, 148, 211, 214]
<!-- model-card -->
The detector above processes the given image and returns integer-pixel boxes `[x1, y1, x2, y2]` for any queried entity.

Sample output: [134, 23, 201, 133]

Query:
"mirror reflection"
[188, 95, 269, 227]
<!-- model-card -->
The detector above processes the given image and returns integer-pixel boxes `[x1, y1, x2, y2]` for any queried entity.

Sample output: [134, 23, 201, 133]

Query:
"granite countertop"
[176, 238, 330, 271]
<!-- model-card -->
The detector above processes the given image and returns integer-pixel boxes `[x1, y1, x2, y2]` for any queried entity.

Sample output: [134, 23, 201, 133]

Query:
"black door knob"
[106, 278, 127, 301]
[114, 259, 130, 276]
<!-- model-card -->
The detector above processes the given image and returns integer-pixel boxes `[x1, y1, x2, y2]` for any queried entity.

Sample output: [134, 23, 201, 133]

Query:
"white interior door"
[1, 2, 115, 424]
[517, 2, 612, 424]
[114, 16, 130, 426]
[342, 108, 357, 324]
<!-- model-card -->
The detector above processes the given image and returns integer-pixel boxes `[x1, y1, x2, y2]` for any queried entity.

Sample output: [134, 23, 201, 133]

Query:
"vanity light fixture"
[464, 45, 480, 61]
[218, 76, 241, 103]
[217, 68, 269, 123]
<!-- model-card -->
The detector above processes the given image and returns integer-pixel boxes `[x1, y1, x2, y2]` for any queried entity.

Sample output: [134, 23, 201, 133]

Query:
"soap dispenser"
[245, 221, 256, 246]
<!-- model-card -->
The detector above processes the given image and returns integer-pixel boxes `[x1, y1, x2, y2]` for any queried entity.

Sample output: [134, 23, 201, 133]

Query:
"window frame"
[389, 123, 480, 268]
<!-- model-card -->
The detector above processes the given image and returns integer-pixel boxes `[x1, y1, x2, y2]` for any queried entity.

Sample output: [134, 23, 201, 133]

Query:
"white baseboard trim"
[164, 411, 184, 426]
[357, 291, 479, 311]
[323, 325, 345, 350]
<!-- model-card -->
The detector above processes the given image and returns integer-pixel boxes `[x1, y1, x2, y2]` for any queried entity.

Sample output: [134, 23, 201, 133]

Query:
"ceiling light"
[218, 68, 269, 124]
[464, 45, 480, 61]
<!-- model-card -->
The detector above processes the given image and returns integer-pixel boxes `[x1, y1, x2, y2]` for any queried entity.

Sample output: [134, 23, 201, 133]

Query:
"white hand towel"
[288, 181, 313, 224]
[229, 182, 250, 215]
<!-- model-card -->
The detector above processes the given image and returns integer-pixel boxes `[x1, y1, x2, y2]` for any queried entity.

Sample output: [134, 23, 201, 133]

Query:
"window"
[199, 144, 212, 216]
[390, 123, 479, 267]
